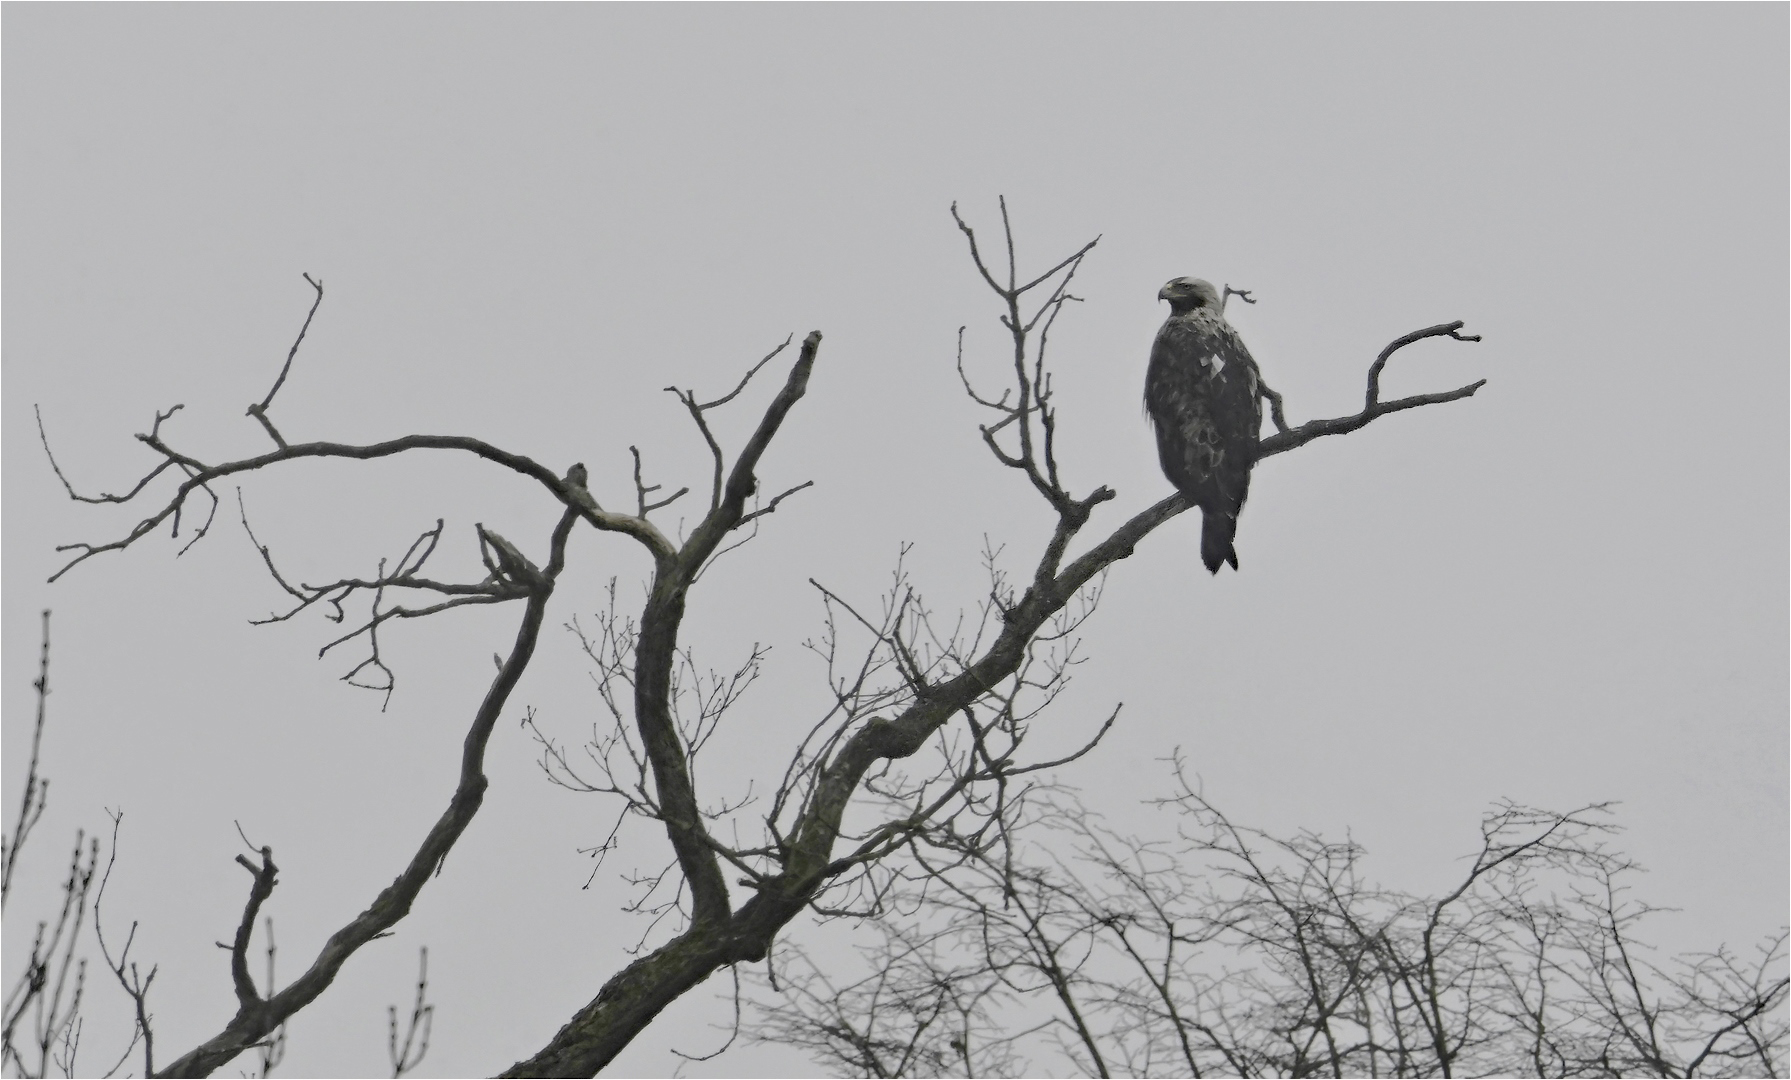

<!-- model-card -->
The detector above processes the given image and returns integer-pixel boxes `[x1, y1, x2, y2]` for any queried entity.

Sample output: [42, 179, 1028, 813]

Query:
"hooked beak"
[1157, 285, 1173, 302]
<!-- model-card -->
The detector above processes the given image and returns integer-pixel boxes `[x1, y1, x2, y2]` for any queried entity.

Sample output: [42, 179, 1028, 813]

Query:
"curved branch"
[156, 506, 580, 1078]
[1259, 321, 1485, 459]
[226, 848, 278, 1011]
[1366, 321, 1481, 410]
[37, 406, 180, 506]
[49, 434, 673, 582]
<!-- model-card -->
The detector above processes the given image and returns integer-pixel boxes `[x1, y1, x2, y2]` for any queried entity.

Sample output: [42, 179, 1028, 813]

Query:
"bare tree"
[751, 764, 1789, 1078]
[30, 201, 1485, 1076]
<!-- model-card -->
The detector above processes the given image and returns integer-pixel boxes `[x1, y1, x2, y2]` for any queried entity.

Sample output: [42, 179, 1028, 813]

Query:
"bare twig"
[387, 947, 433, 1078]
[1, 833, 96, 1080]
[256, 919, 286, 1077]
[237, 491, 559, 709]
[93, 811, 156, 1078]
[665, 334, 794, 511]
[2, 614, 100, 1080]
[246, 273, 324, 448]
[1222, 283, 1256, 313]
[737, 480, 814, 527]
[951, 197, 1101, 515]
[3, 611, 54, 906]
[36, 405, 180, 507]
[669, 966, 741, 1063]
[629, 446, 689, 517]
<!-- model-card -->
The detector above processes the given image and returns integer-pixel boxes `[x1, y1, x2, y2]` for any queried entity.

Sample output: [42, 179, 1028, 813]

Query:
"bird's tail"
[1200, 509, 1240, 575]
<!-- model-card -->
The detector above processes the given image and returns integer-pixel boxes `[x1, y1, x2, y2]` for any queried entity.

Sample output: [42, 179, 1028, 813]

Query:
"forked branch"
[224, 835, 279, 1013]
[1257, 321, 1485, 460]
[245, 273, 324, 449]
[665, 334, 794, 511]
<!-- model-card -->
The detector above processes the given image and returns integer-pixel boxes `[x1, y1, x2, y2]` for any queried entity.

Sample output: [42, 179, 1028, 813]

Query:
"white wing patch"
[1200, 353, 1226, 374]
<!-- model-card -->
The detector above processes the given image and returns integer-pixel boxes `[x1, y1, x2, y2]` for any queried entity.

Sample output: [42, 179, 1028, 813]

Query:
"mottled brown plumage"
[1145, 277, 1263, 573]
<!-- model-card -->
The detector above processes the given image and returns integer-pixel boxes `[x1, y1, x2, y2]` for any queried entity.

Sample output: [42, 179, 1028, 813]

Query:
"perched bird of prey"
[1145, 277, 1264, 574]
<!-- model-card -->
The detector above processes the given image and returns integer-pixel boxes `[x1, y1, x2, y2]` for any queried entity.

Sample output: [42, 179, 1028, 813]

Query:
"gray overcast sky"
[4, 5, 1786, 1076]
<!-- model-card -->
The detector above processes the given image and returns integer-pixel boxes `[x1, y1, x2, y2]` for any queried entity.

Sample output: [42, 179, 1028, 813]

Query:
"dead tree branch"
[245, 273, 323, 449]
[1255, 321, 1485, 460]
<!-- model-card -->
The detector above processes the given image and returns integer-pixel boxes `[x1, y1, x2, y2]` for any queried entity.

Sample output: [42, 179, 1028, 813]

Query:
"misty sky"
[4, 6, 1786, 1077]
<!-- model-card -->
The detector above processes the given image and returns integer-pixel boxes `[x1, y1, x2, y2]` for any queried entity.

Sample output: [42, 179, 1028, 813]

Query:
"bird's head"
[1158, 277, 1222, 315]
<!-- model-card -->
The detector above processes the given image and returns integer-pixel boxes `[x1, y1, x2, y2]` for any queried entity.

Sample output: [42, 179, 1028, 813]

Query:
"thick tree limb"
[225, 845, 279, 1012]
[155, 508, 578, 1077]
[630, 332, 821, 931]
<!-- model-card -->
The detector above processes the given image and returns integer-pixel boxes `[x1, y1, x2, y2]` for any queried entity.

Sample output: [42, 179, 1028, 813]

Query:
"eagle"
[1145, 277, 1264, 574]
